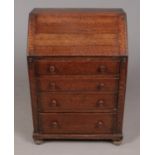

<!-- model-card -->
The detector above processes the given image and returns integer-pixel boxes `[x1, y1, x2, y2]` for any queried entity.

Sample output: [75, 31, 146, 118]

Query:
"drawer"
[39, 113, 114, 134]
[38, 92, 117, 112]
[37, 76, 119, 92]
[35, 59, 120, 75]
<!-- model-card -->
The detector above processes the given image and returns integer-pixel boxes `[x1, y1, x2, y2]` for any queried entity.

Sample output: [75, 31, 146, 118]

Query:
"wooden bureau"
[27, 8, 128, 145]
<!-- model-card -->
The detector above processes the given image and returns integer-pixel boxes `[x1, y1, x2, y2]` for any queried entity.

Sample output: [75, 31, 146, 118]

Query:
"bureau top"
[27, 8, 128, 56]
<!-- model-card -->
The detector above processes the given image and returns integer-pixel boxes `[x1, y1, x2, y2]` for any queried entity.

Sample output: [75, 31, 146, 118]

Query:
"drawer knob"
[50, 121, 59, 128]
[98, 83, 105, 90]
[96, 121, 104, 128]
[49, 65, 55, 73]
[99, 65, 106, 73]
[49, 99, 58, 107]
[49, 82, 56, 90]
[97, 100, 105, 107]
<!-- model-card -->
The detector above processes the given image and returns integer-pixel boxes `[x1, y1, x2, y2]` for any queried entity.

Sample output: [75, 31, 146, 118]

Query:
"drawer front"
[35, 59, 120, 75]
[38, 92, 117, 112]
[37, 77, 119, 92]
[39, 113, 114, 134]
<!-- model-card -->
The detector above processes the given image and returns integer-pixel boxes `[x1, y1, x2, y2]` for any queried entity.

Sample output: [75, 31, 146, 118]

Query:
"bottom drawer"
[39, 113, 114, 134]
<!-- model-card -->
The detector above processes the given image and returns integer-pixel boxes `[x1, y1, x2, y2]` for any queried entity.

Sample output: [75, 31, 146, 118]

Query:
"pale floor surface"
[15, 136, 139, 155]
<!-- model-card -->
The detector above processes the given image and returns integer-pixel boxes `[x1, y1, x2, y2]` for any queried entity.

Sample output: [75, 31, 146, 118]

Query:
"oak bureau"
[27, 8, 128, 145]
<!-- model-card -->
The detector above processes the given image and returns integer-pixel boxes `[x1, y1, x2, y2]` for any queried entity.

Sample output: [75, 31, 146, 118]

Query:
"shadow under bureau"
[27, 8, 128, 145]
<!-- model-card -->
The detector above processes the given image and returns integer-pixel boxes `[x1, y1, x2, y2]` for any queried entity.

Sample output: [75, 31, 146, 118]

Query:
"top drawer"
[35, 59, 120, 75]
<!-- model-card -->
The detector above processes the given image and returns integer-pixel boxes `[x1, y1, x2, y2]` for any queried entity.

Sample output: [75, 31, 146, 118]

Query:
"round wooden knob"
[50, 121, 59, 128]
[49, 65, 55, 73]
[49, 99, 58, 107]
[96, 121, 104, 128]
[97, 100, 105, 107]
[98, 83, 105, 90]
[99, 65, 106, 73]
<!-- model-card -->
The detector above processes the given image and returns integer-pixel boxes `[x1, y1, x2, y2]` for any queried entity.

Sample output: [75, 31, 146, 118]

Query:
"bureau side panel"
[27, 57, 39, 133]
[117, 56, 128, 133]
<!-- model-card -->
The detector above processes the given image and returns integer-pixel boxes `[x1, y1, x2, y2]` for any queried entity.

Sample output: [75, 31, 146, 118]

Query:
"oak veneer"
[39, 113, 114, 134]
[27, 8, 128, 145]
[38, 92, 117, 112]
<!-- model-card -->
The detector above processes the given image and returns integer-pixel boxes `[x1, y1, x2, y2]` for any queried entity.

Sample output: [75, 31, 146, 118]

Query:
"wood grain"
[27, 8, 127, 56]
[39, 113, 114, 134]
[38, 92, 117, 112]
[35, 58, 120, 75]
[34, 34, 117, 46]
[37, 76, 119, 92]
